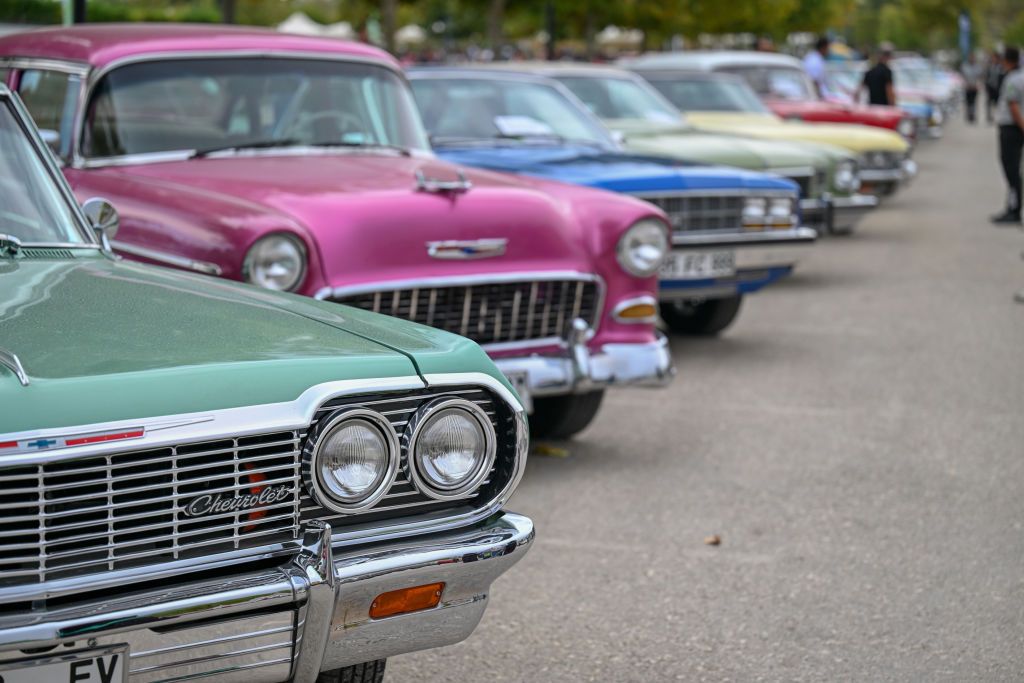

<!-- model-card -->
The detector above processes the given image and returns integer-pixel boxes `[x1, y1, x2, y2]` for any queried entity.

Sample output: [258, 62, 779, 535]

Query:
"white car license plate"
[503, 370, 533, 413]
[0, 647, 127, 683]
[659, 250, 735, 279]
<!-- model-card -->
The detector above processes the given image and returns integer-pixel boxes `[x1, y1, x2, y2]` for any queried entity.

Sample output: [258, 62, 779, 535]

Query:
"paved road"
[390, 119, 1024, 682]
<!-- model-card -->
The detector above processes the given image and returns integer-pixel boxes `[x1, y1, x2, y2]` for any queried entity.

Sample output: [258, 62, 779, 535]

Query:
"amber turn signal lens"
[615, 303, 658, 321]
[369, 582, 444, 619]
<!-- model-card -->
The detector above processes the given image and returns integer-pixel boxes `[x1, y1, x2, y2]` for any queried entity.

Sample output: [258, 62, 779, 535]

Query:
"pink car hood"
[103, 152, 654, 296]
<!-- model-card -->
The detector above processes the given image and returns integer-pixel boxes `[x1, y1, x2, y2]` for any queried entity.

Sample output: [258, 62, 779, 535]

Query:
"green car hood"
[0, 255, 499, 434]
[609, 118, 831, 173]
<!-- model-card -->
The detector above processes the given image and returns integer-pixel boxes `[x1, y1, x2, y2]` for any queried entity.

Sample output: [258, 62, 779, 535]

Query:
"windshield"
[0, 99, 88, 245]
[411, 76, 615, 147]
[555, 75, 682, 123]
[644, 76, 770, 113]
[721, 66, 817, 101]
[83, 58, 430, 158]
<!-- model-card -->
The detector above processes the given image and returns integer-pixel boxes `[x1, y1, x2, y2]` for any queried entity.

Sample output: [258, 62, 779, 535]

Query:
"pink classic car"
[0, 25, 673, 438]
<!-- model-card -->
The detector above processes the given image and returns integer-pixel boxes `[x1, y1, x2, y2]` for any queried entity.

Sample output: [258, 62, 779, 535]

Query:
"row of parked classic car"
[0, 24, 940, 683]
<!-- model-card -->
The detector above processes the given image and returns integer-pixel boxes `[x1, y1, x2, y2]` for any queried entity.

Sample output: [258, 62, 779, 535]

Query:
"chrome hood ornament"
[427, 238, 508, 260]
[415, 169, 473, 194]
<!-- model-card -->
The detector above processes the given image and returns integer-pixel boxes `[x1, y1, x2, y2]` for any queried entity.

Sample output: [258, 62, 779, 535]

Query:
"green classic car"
[515, 62, 879, 235]
[0, 84, 532, 683]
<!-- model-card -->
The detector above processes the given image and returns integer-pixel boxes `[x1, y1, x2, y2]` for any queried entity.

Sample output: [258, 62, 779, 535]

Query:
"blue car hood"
[435, 144, 798, 194]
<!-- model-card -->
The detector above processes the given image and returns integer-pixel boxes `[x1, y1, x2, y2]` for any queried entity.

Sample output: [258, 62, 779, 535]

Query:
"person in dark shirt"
[860, 45, 896, 106]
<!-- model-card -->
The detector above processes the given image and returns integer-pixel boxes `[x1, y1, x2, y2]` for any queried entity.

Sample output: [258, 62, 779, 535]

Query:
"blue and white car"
[409, 67, 817, 335]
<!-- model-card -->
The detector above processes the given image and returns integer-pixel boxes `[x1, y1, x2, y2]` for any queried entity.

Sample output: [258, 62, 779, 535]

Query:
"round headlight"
[616, 219, 669, 278]
[768, 197, 796, 225]
[305, 408, 399, 512]
[833, 160, 860, 193]
[408, 398, 496, 500]
[243, 233, 307, 292]
[742, 197, 767, 227]
[897, 117, 915, 138]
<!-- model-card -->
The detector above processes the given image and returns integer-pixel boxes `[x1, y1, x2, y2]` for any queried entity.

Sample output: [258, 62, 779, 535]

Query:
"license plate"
[503, 370, 533, 414]
[0, 646, 127, 683]
[659, 250, 735, 280]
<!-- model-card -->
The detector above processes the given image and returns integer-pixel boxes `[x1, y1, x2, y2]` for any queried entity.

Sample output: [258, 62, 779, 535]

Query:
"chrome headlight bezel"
[616, 218, 670, 278]
[303, 407, 400, 514]
[242, 232, 308, 292]
[833, 160, 861, 193]
[896, 117, 916, 138]
[406, 397, 497, 501]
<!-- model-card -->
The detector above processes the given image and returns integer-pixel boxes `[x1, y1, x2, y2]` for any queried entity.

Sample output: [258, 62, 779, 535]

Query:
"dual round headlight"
[243, 233, 307, 292]
[304, 399, 496, 513]
[833, 160, 860, 193]
[616, 219, 669, 278]
[897, 117, 916, 139]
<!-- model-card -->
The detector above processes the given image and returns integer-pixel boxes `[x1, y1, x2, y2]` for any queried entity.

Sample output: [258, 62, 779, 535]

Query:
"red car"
[678, 51, 916, 141]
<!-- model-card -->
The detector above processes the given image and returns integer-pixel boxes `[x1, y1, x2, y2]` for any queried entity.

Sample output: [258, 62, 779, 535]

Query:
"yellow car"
[621, 52, 916, 196]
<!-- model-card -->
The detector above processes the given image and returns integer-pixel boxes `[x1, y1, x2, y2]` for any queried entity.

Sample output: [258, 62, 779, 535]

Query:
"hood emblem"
[0, 427, 145, 454]
[427, 238, 508, 260]
[183, 485, 291, 518]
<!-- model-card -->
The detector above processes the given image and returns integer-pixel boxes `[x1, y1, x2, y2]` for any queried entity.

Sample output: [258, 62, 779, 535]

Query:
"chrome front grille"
[0, 387, 512, 590]
[642, 194, 744, 234]
[330, 279, 600, 345]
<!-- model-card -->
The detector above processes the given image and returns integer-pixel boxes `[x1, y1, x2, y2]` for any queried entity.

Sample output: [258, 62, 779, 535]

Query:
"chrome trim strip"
[670, 227, 818, 247]
[111, 239, 223, 275]
[766, 165, 815, 178]
[630, 188, 798, 200]
[0, 372, 527, 604]
[0, 348, 29, 387]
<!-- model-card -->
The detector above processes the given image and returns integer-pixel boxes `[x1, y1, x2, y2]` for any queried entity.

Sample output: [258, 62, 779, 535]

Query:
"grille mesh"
[0, 387, 512, 590]
[330, 280, 600, 345]
[642, 195, 745, 234]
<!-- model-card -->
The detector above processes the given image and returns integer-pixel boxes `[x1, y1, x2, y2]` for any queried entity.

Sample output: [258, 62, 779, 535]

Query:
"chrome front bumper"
[671, 227, 817, 267]
[801, 193, 879, 235]
[860, 158, 918, 193]
[0, 513, 534, 683]
[492, 325, 674, 406]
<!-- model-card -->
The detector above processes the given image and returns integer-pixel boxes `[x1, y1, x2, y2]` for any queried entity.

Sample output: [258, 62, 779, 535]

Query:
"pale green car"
[515, 62, 879, 235]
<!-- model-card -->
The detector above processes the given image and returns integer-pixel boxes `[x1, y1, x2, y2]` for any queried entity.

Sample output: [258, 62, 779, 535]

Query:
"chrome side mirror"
[82, 198, 119, 252]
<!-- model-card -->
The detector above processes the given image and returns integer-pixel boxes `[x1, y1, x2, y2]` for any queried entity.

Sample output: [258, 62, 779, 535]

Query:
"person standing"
[803, 37, 830, 98]
[993, 46, 1023, 228]
[985, 49, 1005, 124]
[961, 53, 983, 123]
[860, 44, 896, 106]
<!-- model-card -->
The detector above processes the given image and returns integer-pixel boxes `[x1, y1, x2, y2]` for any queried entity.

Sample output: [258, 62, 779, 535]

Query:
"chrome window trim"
[316, 270, 607, 340]
[1, 88, 97, 245]
[111, 240, 223, 275]
[0, 57, 91, 77]
[0, 372, 527, 605]
[73, 51, 421, 169]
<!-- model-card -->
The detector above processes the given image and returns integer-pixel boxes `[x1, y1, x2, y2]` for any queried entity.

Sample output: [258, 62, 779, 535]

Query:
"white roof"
[618, 50, 804, 72]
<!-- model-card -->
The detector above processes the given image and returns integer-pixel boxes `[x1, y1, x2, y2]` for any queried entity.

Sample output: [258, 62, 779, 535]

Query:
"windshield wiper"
[190, 138, 301, 159]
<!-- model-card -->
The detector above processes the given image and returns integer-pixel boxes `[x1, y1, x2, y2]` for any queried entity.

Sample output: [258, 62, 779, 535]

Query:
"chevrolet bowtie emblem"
[427, 238, 508, 260]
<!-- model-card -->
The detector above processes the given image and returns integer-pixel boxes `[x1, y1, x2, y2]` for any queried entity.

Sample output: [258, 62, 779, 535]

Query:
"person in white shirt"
[803, 37, 831, 98]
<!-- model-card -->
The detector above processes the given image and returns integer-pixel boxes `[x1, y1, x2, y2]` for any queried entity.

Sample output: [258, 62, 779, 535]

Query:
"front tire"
[317, 659, 387, 683]
[660, 295, 743, 336]
[530, 390, 605, 439]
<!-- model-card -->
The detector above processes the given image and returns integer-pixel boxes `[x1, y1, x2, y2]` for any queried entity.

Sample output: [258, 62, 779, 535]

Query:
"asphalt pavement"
[389, 117, 1024, 682]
